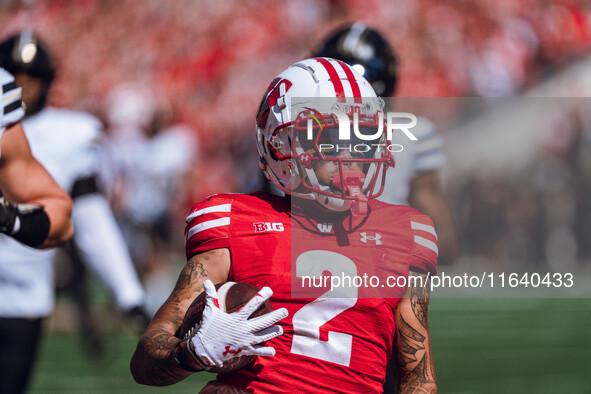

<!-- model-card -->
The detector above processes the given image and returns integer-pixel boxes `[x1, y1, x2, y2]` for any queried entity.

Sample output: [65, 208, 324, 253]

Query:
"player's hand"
[188, 279, 288, 368]
[0, 197, 18, 234]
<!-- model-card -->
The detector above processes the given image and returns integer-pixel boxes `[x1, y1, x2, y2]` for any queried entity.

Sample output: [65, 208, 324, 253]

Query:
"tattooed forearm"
[131, 330, 189, 386]
[399, 377, 436, 394]
[394, 271, 437, 393]
[130, 249, 229, 387]
[395, 315, 425, 369]
[398, 357, 435, 393]
[395, 315, 437, 393]
[130, 258, 208, 386]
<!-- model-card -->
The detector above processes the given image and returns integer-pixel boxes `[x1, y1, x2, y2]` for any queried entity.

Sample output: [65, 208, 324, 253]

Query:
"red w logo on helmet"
[256, 77, 293, 130]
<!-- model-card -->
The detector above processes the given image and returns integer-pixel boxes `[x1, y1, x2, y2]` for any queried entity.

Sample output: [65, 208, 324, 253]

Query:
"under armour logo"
[360, 232, 382, 245]
[223, 345, 242, 356]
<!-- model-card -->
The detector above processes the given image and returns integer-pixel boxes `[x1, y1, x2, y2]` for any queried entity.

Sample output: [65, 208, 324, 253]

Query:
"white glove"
[189, 280, 288, 368]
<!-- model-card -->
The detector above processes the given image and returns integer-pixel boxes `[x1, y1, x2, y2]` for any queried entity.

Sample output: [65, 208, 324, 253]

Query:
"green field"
[29, 298, 591, 393]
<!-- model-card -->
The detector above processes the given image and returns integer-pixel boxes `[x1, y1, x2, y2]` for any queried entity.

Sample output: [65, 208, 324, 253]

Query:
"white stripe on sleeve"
[185, 203, 232, 223]
[414, 235, 439, 255]
[186, 217, 230, 241]
[411, 221, 438, 239]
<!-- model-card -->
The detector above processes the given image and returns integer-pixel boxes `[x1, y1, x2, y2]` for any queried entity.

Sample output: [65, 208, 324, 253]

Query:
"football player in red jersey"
[131, 58, 438, 393]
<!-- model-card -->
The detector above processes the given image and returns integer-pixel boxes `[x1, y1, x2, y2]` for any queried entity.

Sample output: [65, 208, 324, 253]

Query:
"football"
[178, 281, 272, 373]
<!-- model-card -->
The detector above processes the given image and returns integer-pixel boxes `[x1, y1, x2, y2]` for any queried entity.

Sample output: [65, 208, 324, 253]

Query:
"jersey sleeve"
[413, 116, 445, 173]
[408, 214, 438, 275]
[0, 68, 25, 134]
[184, 196, 234, 259]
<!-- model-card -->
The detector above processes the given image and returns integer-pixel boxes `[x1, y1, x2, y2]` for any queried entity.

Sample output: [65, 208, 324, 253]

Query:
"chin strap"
[351, 194, 368, 216]
[332, 170, 368, 217]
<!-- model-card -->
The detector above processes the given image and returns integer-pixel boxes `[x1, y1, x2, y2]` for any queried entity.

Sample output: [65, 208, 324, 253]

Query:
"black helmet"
[0, 31, 55, 82]
[314, 22, 398, 97]
[0, 31, 55, 115]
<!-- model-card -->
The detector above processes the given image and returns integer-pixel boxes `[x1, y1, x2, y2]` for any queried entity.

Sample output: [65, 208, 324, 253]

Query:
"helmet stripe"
[335, 59, 362, 103]
[314, 57, 345, 103]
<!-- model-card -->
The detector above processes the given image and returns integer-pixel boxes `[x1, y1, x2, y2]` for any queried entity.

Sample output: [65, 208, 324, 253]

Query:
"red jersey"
[185, 191, 437, 393]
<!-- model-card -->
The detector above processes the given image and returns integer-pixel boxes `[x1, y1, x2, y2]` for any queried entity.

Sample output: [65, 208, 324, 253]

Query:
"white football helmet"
[256, 57, 394, 215]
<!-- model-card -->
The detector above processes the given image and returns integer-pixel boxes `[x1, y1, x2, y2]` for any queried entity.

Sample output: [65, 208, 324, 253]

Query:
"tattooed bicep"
[174, 248, 230, 295]
[151, 251, 219, 332]
[176, 254, 212, 290]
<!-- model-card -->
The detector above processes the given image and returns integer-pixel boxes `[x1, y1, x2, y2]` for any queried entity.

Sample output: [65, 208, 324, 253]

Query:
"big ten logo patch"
[253, 222, 285, 233]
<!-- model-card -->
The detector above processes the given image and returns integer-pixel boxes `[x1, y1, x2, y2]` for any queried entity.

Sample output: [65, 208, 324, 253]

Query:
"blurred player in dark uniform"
[315, 22, 461, 392]
[0, 65, 73, 393]
[0, 31, 149, 392]
[314, 22, 461, 267]
[131, 58, 437, 393]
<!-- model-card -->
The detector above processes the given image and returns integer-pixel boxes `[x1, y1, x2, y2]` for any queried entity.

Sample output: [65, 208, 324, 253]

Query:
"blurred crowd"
[0, 0, 589, 303]
[1, 0, 590, 197]
[451, 99, 591, 271]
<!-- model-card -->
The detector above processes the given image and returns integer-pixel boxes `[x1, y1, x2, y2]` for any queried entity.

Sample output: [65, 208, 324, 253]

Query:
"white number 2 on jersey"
[290, 250, 358, 367]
